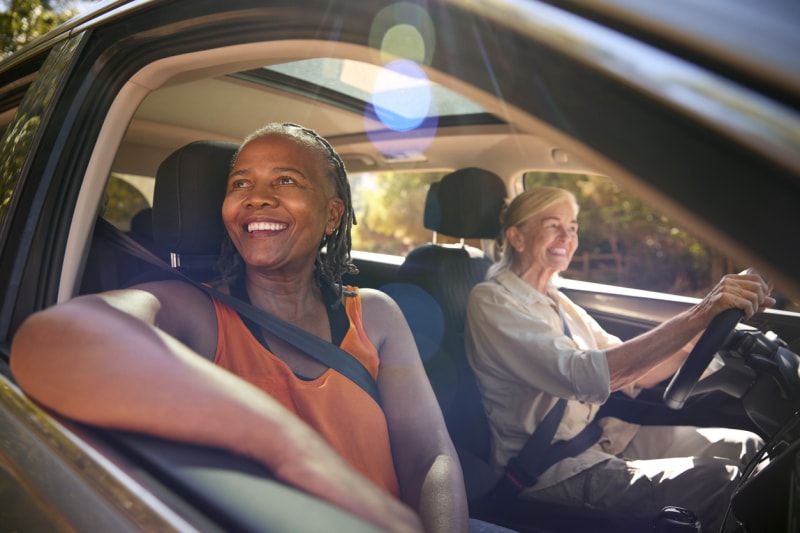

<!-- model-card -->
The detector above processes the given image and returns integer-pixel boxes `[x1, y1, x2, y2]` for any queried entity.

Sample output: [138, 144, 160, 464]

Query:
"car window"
[524, 172, 742, 299]
[349, 170, 464, 256]
[101, 174, 152, 231]
[0, 39, 80, 241]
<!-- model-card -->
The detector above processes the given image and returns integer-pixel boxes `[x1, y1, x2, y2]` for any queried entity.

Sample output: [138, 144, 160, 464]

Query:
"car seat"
[151, 140, 240, 281]
[129, 207, 155, 251]
[387, 170, 658, 532]
[81, 140, 239, 295]
[383, 167, 507, 499]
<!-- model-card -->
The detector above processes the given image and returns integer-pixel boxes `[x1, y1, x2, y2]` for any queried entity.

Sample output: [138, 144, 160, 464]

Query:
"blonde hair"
[487, 186, 579, 278]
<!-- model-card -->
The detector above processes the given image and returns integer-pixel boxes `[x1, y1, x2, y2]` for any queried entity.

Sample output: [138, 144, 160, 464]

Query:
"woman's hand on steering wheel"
[663, 308, 743, 409]
[663, 270, 774, 409]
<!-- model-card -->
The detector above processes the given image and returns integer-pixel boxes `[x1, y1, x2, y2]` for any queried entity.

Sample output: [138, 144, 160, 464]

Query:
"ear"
[506, 225, 523, 252]
[326, 197, 345, 233]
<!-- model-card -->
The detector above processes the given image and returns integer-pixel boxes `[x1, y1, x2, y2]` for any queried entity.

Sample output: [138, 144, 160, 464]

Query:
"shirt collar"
[492, 267, 559, 306]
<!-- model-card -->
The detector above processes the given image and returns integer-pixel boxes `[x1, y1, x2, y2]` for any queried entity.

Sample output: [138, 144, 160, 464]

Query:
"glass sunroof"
[263, 58, 486, 121]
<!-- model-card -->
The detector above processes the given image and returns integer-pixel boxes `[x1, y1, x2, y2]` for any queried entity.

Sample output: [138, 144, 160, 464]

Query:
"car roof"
[547, 0, 800, 106]
[8, 0, 799, 107]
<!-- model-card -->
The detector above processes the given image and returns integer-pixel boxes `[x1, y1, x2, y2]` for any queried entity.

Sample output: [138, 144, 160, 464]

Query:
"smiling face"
[507, 199, 579, 290]
[221, 133, 344, 277]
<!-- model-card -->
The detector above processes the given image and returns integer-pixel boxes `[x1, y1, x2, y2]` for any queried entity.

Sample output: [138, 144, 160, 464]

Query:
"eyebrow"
[228, 166, 309, 180]
[274, 166, 309, 180]
[540, 216, 578, 224]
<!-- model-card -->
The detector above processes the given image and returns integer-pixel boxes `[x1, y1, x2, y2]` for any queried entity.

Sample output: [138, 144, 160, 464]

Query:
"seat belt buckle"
[492, 457, 537, 499]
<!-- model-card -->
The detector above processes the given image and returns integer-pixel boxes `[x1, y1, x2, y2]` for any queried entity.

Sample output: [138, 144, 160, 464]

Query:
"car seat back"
[387, 167, 507, 486]
[151, 140, 240, 281]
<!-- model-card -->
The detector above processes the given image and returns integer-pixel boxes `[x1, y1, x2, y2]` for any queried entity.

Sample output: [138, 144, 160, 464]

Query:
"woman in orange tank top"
[12, 123, 478, 533]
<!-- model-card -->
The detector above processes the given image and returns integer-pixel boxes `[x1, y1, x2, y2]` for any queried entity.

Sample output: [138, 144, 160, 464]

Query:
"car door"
[0, 2, 397, 531]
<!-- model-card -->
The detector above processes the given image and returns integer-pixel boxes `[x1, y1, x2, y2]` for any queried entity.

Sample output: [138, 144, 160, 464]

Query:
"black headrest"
[152, 140, 240, 257]
[424, 167, 507, 239]
[423, 181, 441, 230]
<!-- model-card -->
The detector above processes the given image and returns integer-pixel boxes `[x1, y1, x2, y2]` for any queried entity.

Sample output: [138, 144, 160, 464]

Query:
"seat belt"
[493, 399, 603, 498]
[95, 219, 381, 406]
[492, 304, 602, 498]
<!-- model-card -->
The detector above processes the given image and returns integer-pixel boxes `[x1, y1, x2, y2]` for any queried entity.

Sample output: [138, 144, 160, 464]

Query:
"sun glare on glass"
[372, 59, 432, 132]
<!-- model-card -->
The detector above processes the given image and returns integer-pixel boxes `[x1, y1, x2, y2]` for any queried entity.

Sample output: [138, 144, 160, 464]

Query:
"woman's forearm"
[10, 298, 421, 533]
[605, 272, 772, 391]
[378, 374, 468, 532]
[605, 308, 705, 391]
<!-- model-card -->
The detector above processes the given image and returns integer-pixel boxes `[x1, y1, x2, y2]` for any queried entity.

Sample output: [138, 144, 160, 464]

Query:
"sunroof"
[263, 58, 486, 124]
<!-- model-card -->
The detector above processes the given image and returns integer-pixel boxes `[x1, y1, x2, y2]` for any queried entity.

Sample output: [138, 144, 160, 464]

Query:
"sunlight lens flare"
[367, 2, 438, 156]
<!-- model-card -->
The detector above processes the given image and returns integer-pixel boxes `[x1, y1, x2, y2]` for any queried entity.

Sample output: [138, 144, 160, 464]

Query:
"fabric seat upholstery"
[151, 140, 240, 281]
[390, 167, 507, 481]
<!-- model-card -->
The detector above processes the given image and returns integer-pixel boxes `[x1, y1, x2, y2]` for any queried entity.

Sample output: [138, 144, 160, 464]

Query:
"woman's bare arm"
[606, 272, 773, 391]
[10, 288, 421, 533]
[361, 288, 470, 533]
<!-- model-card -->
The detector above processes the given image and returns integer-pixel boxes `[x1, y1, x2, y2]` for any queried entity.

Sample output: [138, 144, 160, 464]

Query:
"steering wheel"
[663, 308, 744, 409]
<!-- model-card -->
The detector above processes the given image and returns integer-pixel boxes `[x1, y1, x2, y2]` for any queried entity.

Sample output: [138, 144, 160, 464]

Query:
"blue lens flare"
[372, 59, 431, 132]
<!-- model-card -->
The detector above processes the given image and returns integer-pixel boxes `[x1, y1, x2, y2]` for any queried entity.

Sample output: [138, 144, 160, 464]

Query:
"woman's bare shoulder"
[355, 287, 402, 316]
[354, 287, 418, 363]
[124, 279, 219, 359]
[129, 278, 216, 300]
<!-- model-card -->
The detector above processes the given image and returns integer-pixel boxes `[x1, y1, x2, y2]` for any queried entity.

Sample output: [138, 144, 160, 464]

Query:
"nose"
[246, 183, 278, 208]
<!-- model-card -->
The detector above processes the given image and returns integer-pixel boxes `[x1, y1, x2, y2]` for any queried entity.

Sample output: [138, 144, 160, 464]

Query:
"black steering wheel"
[663, 308, 744, 409]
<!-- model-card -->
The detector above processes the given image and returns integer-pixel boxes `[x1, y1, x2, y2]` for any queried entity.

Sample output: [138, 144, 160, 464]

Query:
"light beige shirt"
[465, 268, 640, 490]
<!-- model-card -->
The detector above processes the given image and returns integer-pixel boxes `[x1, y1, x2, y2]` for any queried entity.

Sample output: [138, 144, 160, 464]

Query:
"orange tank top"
[210, 287, 400, 497]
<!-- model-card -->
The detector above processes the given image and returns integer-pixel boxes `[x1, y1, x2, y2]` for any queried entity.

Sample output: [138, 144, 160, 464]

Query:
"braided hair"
[215, 123, 358, 300]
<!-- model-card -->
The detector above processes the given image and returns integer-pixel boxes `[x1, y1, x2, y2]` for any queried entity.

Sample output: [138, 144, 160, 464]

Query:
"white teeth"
[247, 222, 286, 232]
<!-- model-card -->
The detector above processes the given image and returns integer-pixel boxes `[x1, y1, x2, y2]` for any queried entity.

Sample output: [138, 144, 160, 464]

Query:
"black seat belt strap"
[494, 407, 603, 499]
[494, 398, 567, 497]
[199, 287, 381, 406]
[97, 219, 381, 406]
[493, 303, 602, 498]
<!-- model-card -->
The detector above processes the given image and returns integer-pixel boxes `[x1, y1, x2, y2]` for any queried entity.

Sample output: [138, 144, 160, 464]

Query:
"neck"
[242, 268, 324, 322]
[510, 260, 556, 293]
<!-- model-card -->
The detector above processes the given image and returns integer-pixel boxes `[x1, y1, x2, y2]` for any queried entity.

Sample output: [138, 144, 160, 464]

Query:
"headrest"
[152, 140, 240, 257]
[422, 181, 441, 230]
[424, 167, 507, 239]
